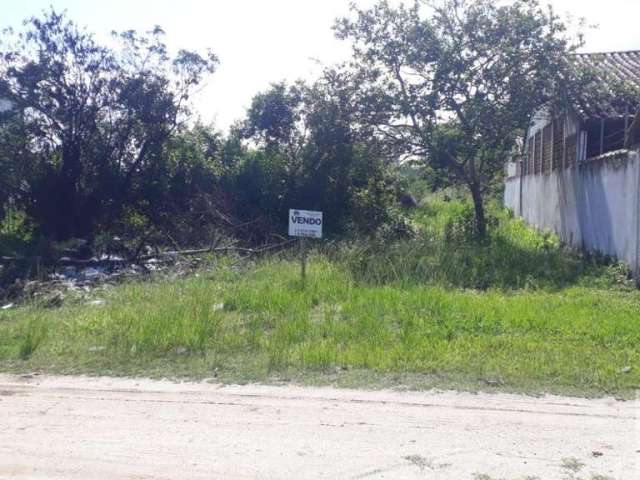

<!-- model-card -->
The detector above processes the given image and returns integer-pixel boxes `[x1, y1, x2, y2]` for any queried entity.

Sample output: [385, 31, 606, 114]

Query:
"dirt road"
[0, 374, 637, 479]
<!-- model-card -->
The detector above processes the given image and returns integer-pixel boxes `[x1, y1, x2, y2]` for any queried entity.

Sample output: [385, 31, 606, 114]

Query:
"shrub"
[333, 198, 623, 291]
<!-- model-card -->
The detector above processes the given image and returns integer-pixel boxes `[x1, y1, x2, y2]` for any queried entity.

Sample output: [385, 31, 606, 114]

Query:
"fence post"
[636, 152, 640, 285]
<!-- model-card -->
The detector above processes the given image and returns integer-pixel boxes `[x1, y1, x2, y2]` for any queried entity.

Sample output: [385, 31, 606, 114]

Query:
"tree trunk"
[468, 181, 487, 239]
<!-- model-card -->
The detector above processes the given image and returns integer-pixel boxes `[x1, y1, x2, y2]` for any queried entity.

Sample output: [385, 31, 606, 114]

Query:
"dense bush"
[0, 11, 402, 258]
[226, 145, 398, 242]
[0, 11, 217, 242]
[229, 79, 400, 241]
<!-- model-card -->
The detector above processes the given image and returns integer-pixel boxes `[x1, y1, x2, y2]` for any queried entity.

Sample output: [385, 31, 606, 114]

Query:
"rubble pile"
[1, 252, 210, 308]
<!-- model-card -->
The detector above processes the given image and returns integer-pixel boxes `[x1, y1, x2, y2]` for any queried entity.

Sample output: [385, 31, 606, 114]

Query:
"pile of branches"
[0, 236, 295, 305]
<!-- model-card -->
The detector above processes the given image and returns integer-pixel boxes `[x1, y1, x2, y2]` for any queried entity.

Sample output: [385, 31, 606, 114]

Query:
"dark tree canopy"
[335, 0, 585, 236]
[239, 74, 398, 238]
[0, 1, 602, 257]
[0, 9, 217, 240]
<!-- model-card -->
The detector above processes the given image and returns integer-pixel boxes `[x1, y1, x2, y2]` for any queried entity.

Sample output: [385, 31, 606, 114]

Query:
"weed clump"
[0, 198, 638, 396]
[18, 318, 47, 360]
[333, 198, 631, 291]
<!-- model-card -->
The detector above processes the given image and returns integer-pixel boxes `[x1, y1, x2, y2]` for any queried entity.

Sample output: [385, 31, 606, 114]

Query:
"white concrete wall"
[504, 149, 640, 276]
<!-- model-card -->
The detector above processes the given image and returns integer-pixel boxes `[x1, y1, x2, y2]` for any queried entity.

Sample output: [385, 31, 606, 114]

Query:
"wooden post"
[299, 236, 306, 286]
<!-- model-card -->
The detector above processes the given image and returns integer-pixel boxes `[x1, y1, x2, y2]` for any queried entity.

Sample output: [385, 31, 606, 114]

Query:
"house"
[505, 50, 640, 278]
[519, 50, 640, 176]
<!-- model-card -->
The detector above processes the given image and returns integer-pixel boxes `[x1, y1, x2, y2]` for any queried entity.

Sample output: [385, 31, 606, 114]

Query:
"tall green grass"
[0, 199, 637, 396]
[0, 256, 638, 395]
[335, 198, 632, 290]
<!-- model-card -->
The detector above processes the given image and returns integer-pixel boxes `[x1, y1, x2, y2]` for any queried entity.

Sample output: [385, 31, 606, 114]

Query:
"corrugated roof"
[571, 50, 640, 118]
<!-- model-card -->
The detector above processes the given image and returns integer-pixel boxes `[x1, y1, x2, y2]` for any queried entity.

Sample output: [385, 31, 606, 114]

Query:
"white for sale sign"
[288, 209, 323, 238]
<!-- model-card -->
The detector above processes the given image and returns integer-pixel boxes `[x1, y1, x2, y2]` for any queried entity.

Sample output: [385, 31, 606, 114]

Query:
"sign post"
[288, 209, 323, 286]
[299, 236, 306, 283]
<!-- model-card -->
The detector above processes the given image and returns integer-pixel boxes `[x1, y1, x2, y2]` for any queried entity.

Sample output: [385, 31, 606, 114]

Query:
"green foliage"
[0, 10, 401, 250]
[0, 199, 637, 395]
[0, 111, 37, 219]
[335, 0, 587, 236]
[237, 79, 399, 239]
[0, 3, 637, 399]
[0, 10, 218, 241]
[336, 198, 631, 291]
[0, 208, 35, 253]
[126, 123, 232, 247]
[1, 251, 638, 396]
[18, 318, 47, 360]
[0, 208, 42, 286]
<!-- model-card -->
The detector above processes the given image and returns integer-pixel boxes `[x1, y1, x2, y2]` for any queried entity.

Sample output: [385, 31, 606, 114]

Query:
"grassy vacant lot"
[1, 200, 639, 397]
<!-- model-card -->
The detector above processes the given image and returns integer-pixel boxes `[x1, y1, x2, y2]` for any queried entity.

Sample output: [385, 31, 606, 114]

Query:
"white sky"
[3, 0, 639, 132]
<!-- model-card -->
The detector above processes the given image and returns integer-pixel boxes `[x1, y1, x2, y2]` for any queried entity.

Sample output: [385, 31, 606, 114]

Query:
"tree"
[130, 123, 227, 246]
[335, 0, 584, 237]
[0, 10, 217, 240]
[239, 74, 397, 238]
[0, 106, 34, 220]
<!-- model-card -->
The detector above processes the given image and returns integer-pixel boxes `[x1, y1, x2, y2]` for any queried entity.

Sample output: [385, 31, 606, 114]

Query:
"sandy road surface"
[0, 374, 637, 480]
